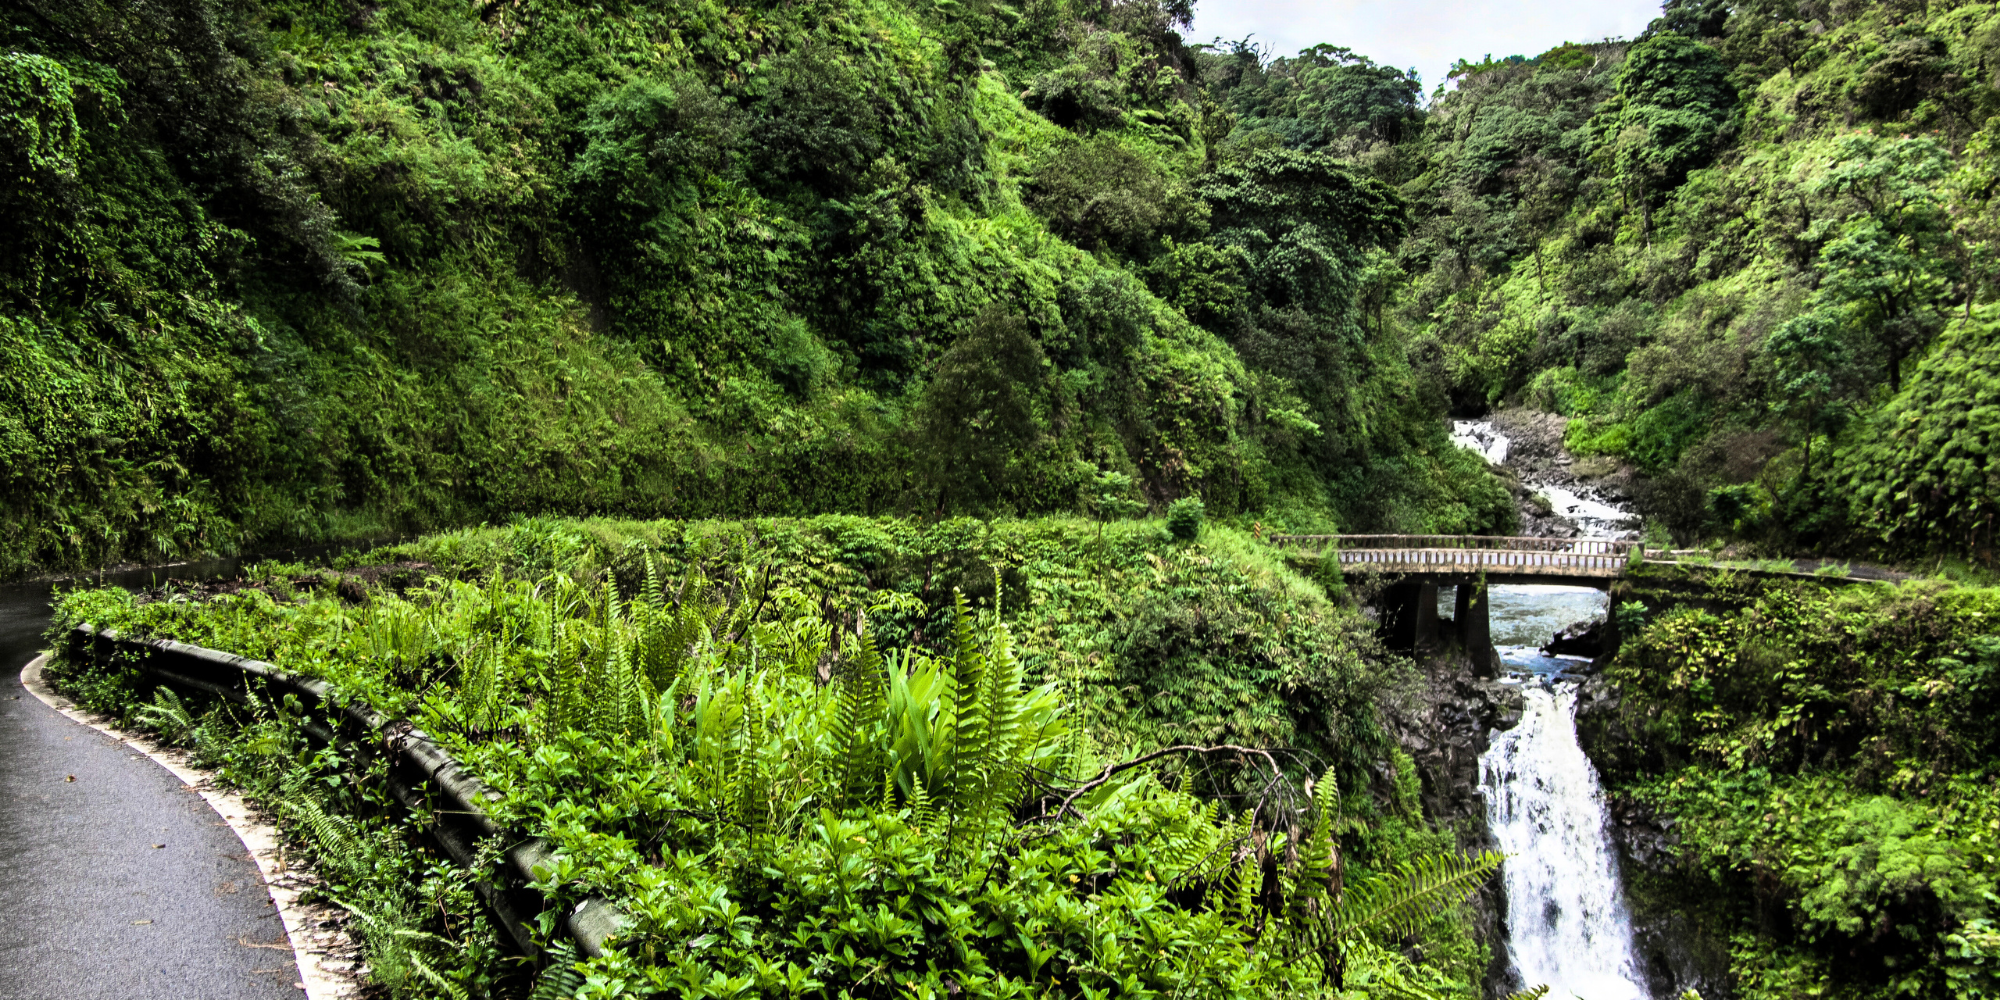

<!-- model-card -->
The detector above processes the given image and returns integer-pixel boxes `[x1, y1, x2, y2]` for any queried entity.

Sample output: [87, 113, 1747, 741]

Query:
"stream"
[1452, 419, 1654, 999]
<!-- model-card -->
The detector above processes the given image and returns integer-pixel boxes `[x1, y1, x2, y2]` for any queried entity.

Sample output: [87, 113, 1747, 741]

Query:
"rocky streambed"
[1386, 412, 1737, 999]
[1456, 410, 1642, 540]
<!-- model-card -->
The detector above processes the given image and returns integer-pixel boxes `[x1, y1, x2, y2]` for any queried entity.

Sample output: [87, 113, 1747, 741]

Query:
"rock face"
[1514, 485, 1579, 538]
[1543, 618, 1608, 660]
[1488, 409, 1572, 482]
[1382, 648, 1525, 995]
[1576, 675, 1737, 1000]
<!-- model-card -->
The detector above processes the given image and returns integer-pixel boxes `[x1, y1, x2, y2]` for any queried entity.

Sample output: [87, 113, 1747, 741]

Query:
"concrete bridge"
[1269, 534, 1644, 672]
[1269, 534, 1641, 586]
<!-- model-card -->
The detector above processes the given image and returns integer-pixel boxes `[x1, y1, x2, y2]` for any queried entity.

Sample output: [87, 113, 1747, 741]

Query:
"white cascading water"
[1535, 483, 1641, 541]
[1481, 683, 1649, 999]
[1448, 413, 1653, 996]
[1451, 419, 1511, 465]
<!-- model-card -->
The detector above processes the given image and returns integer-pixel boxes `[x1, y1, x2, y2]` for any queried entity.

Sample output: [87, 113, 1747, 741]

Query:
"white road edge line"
[20, 653, 361, 1000]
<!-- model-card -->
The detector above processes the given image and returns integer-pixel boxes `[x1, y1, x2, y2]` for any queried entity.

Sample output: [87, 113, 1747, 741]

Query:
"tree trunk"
[1802, 418, 1812, 481]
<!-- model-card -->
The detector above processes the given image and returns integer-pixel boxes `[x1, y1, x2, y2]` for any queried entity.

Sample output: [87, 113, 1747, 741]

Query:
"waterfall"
[1481, 682, 1649, 1000]
[1535, 483, 1640, 541]
[1450, 420, 1511, 465]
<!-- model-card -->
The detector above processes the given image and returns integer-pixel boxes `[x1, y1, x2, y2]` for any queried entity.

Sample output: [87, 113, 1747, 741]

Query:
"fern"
[637, 572, 716, 696]
[530, 939, 585, 1000]
[832, 629, 887, 809]
[734, 681, 771, 837]
[963, 619, 1027, 845]
[1155, 798, 1232, 886]
[905, 774, 941, 835]
[136, 686, 198, 744]
[280, 795, 367, 874]
[457, 638, 498, 733]
[1228, 841, 1262, 923]
[942, 590, 987, 816]
[1292, 776, 1340, 901]
[640, 556, 666, 612]
[1335, 850, 1504, 942]
[407, 952, 470, 1000]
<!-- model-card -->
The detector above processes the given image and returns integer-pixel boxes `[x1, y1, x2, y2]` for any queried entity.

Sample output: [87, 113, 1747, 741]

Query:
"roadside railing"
[1267, 534, 1642, 578]
[65, 627, 619, 961]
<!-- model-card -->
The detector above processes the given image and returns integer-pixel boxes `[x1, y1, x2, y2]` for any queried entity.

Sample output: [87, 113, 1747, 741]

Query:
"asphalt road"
[0, 579, 301, 1000]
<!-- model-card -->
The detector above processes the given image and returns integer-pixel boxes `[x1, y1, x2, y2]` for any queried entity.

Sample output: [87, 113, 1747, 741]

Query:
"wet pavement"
[0, 577, 300, 1000]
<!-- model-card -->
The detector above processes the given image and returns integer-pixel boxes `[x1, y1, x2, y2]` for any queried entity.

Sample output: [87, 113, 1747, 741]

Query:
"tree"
[1810, 133, 1957, 393]
[1025, 137, 1201, 254]
[1290, 46, 1424, 145]
[915, 312, 1058, 513]
[1197, 147, 1406, 319]
[1597, 33, 1737, 224]
[1765, 311, 1857, 481]
[1643, 0, 1733, 39]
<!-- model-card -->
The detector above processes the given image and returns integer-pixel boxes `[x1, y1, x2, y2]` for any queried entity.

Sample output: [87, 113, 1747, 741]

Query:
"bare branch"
[1027, 744, 1287, 824]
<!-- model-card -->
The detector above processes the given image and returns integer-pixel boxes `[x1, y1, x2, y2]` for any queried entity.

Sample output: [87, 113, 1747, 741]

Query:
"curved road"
[0, 578, 301, 1000]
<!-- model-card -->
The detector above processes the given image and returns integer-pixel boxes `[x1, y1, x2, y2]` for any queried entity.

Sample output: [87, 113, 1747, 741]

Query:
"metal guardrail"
[1267, 535, 1641, 578]
[66, 627, 620, 960]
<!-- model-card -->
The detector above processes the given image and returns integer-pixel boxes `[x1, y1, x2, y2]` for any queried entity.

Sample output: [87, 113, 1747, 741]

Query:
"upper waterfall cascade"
[1447, 418, 1639, 540]
[1450, 420, 1511, 465]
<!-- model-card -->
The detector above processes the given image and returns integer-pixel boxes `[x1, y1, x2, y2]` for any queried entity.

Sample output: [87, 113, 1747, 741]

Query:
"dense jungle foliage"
[15, 0, 2000, 992]
[11, 0, 2000, 576]
[1201, 0, 2000, 565]
[0, 0, 1522, 578]
[46, 516, 1508, 1000]
[1584, 567, 2000, 999]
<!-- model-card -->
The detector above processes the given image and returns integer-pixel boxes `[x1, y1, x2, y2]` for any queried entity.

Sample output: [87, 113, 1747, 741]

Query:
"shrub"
[46, 528, 1494, 1000]
[1166, 496, 1206, 540]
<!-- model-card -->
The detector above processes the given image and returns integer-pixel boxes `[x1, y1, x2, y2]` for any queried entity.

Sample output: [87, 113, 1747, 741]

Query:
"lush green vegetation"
[1196, 0, 1999, 564]
[1585, 567, 2000, 998]
[46, 516, 1505, 999]
[0, 0, 1522, 578]
[17, 0, 2000, 996]
[12, 0, 1998, 577]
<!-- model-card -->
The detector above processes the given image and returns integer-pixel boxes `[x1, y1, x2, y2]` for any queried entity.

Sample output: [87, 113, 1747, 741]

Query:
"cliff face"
[1381, 645, 1524, 996]
[1578, 673, 1739, 1000]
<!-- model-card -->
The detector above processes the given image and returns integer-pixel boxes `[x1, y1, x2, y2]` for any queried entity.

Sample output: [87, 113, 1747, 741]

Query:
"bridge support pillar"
[1380, 582, 1442, 650]
[1455, 580, 1495, 677]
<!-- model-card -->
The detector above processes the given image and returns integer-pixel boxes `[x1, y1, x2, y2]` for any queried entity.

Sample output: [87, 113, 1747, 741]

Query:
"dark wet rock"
[1543, 618, 1607, 659]
[1380, 648, 1525, 996]
[1606, 798, 1737, 1000]
[1512, 479, 1581, 539]
[1488, 409, 1571, 481]
[1386, 660, 1522, 827]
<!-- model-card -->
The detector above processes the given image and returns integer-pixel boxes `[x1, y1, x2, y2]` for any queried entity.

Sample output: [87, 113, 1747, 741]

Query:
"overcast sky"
[1189, 0, 1666, 98]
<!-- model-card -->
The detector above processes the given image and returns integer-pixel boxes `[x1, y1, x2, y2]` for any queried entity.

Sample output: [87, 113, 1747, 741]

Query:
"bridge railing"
[1267, 534, 1640, 557]
[1328, 546, 1631, 576]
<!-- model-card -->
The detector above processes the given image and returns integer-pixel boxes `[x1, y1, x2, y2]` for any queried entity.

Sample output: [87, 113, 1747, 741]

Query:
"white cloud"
[1189, 0, 1663, 96]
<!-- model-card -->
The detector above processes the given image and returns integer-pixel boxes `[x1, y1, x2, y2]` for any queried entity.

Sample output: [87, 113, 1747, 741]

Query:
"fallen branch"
[1029, 744, 1287, 824]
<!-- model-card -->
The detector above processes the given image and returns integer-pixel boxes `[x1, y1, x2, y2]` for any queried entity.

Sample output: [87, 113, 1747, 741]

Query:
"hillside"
[1199, 0, 1998, 564]
[0, 0, 1514, 577]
